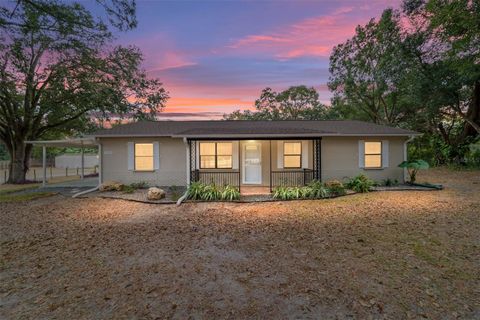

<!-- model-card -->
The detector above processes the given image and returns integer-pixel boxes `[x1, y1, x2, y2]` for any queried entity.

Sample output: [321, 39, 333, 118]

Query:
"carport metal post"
[98, 142, 102, 185]
[80, 143, 84, 180]
[42, 145, 47, 187]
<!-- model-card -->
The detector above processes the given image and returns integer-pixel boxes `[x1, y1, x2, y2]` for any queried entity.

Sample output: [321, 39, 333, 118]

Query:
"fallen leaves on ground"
[0, 168, 479, 319]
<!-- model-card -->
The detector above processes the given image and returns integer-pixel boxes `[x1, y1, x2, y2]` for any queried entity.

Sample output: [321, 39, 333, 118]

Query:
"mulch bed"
[88, 186, 186, 204]
[90, 184, 437, 204]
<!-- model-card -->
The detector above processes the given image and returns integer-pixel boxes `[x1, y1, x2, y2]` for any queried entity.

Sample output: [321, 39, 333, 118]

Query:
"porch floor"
[240, 186, 271, 195]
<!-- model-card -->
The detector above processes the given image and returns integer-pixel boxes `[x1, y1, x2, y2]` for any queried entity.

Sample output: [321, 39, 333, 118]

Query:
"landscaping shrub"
[121, 185, 136, 193]
[383, 178, 399, 187]
[273, 181, 330, 200]
[120, 181, 149, 193]
[272, 187, 287, 200]
[187, 182, 239, 201]
[324, 180, 346, 196]
[307, 180, 330, 198]
[345, 174, 375, 193]
[187, 182, 206, 200]
[202, 184, 221, 201]
[273, 186, 301, 200]
[130, 181, 149, 189]
[221, 185, 241, 201]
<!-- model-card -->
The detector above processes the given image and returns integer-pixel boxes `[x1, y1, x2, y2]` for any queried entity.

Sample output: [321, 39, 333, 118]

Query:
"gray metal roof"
[93, 120, 419, 138]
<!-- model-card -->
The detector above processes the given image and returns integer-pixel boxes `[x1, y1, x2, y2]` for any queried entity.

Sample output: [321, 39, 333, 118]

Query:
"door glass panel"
[244, 143, 261, 183]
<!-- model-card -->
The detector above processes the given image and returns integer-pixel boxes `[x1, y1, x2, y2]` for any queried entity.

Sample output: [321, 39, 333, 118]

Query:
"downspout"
[177, 137, 190, 205]
[403, 135, 415, 183]
[72, 185, 99, 198]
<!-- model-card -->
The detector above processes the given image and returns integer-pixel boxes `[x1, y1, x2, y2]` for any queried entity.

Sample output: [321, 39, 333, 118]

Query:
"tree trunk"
[7, 141, 29, 184]
[462, 80, 480, 137]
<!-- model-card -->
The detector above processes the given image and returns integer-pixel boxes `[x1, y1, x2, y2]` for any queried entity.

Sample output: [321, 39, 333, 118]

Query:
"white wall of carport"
[321, 136, 407, 183]
[100, 137, 187, 186]
[55, 154, 98, 168]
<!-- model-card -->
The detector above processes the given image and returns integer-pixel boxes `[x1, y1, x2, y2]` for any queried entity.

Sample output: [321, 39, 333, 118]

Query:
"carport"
[25, 137, 100, 187]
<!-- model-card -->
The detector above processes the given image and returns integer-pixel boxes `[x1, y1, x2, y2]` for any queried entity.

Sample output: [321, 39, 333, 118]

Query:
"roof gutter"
[173, 133, 422, 139]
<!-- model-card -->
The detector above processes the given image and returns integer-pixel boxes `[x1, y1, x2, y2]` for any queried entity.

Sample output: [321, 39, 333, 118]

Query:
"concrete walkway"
[37, 177, 98, 196]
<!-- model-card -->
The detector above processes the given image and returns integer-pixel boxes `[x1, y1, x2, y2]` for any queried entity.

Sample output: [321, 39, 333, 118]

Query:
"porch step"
[240, 186, 270, 196]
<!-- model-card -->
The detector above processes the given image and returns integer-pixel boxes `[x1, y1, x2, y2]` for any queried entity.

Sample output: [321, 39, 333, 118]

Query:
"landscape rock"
[147, 187, 166, 200]
[99, 181, 124, 192]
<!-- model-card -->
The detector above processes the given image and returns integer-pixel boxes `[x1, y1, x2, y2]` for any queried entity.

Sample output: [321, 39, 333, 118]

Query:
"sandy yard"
[1, 168, 479, 319]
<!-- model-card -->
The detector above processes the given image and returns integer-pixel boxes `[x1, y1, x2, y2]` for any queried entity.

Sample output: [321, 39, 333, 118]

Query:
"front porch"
[187, 138, 322, 194]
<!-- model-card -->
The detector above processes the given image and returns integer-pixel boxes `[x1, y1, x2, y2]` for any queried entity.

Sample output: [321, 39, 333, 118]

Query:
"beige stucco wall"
[100, 137, 187, 186]
[99, 136, 406, 187]
[321, 136, 406, 182]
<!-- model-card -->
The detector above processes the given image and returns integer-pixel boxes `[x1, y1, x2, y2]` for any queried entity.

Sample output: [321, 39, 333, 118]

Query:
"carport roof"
[25, 138, 97, 148]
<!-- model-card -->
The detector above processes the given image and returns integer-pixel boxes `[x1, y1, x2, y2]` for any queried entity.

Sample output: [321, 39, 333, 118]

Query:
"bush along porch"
[184, 168, 441, 202]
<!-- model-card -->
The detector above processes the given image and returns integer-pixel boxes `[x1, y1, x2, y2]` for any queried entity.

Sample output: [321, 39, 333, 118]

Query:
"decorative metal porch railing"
[191, 170, 240, 187]
[270, 169, 317, 190]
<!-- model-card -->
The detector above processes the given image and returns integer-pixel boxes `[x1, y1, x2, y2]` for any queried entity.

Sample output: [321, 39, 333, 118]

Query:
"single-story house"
[92, 120, 419, 192]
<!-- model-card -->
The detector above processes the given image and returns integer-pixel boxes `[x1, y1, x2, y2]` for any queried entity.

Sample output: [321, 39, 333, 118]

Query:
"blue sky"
[112, 0, 400, 119]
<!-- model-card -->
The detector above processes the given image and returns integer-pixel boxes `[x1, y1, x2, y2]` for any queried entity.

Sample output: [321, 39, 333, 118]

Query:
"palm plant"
[398, 160, 429, 183]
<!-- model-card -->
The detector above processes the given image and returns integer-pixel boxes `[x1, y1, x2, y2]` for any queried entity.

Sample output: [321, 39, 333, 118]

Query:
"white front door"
[243, 142, 262, 184]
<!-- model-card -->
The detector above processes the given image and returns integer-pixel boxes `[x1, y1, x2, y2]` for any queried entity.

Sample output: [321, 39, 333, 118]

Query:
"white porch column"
[42, 145, 47, 187]
[184, 138, 190, 186]
[80, 144, 84, 180]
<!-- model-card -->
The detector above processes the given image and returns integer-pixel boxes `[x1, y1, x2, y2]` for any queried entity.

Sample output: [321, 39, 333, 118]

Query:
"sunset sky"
[115, 0, 401, 119]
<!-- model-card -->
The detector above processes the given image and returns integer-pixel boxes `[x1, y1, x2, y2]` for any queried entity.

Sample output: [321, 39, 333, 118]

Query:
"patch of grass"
[0, 184, 39, 195]
[0, 192, 56, 203]
[412, 242, 439, 266]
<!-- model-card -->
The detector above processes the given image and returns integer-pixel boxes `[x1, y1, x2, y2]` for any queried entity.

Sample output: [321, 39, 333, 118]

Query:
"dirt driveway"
[1, 168, 479, 319]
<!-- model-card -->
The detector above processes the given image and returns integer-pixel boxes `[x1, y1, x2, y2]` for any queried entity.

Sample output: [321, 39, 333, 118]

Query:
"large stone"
[147, 187, 166, 200]
[99, 181, 124, 192]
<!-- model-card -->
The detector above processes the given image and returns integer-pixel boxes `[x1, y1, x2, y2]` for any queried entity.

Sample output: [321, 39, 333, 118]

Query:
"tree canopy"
[225, 86, 326, 120]
[327, 0, 479, 165]
[0, 0, 168, 183]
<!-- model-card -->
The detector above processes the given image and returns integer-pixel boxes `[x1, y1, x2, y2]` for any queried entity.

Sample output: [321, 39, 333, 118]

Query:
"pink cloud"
[228, 13, 358, 59]
[122, 33, 197, 71]
[226, 3, 401, 60]
[147, 51, 197, 71]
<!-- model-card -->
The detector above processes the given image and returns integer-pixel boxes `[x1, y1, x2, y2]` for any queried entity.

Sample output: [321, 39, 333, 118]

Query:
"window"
[135, 143, 154, 171]
[284, 142, 302, 168]
[364, 141, 382, 168]
[199, 142, 232, 169]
